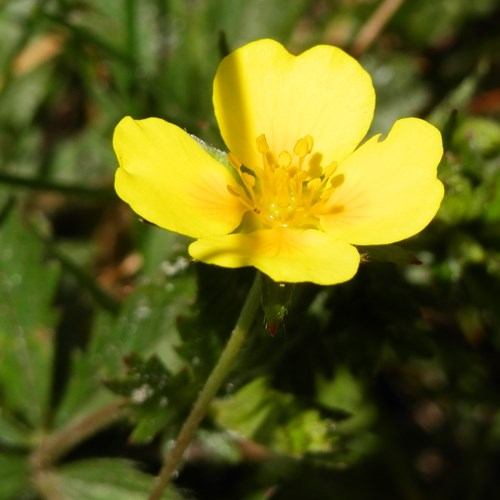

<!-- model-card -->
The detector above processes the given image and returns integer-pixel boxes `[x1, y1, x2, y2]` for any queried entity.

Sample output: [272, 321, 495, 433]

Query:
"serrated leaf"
[316, 369, 367, 419]
[104, 354, 193, 444]
[212, 377, 288, 441]
[273, 409, 333, 455]
[128, 412, 171, 444]
[212, 377, 336, 455]
[105, 354, 171, 403]
[315, 369, 377, 464]
[90, 268, 194, 379]
[0, 212, 59, 428]
[55, 262, 194, 426]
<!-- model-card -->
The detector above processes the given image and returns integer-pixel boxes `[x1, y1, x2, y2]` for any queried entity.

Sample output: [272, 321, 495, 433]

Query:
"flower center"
[227, 134, 343, 229]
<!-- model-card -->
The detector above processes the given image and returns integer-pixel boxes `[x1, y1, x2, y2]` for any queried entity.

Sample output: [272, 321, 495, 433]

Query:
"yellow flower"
[113, 39, 444, 285]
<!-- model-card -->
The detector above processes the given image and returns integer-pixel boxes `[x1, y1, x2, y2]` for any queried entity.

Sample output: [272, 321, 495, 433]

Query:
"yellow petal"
[320, 118, 444, 245]
[213, 39, 375, 170]
[113, 117, 246, 238]
[189, 228, 360, 285]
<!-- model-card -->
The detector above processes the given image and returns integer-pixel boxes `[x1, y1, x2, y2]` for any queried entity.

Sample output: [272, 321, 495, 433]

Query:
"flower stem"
[148, 273, 262, 500]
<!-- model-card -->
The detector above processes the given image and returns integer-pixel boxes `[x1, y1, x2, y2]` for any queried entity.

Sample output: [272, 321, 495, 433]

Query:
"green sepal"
[358, 244, 421, 265]
[190, 135, 244, 186]
[260, 274, 295, 335]
[190, 135, 231, 167]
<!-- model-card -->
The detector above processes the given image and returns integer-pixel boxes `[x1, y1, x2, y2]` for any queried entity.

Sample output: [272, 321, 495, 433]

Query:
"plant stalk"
[30, 397, 129, 471]
[148, 273, 262, 500]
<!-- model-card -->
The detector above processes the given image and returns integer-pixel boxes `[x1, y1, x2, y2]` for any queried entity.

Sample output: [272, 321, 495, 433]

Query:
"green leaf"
[0, 212, 59, 428]
[455, 116, 500, 157]
[0, 453, 32, 499]
[213, 377, 290, 441]
[0, 410, 31, 447]
[105, 354, 191, 443]
[315, 369, 378, 465]
[212, 377, 336, 456]
[196, 428, 241, 463]
[89, 232, 195, 380]
[55, 238, 195, 426]
[273, 409, 334, 455]
[45, 458, 181, 500]
[316, 369, 372, 427]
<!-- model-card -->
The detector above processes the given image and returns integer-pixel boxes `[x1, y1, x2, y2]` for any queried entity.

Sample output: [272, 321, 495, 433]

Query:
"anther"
[241, 172, 256, 188]
[293, 135, 313, 157]
[307, 178, 321, 191]
[231, 133, 339, 229]
[278, 151, 292, 168]
[226, 184, 244, 198]
[330, 174, 345, 188]
[324, 161, 338, 177]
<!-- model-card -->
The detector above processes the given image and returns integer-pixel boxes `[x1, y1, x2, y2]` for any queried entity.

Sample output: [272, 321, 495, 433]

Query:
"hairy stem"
[30, 397, 129, 472]
[148, 274, 262, 500]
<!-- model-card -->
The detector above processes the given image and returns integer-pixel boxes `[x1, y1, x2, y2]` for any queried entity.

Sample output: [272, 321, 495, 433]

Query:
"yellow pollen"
[278, 151, 292, 168]
[330, 174, 345, 188]
[227, 134, 343, 228]
[307, 178, 321, 191]
[241, 172, 256, 188]
[294, 135, 313, 157]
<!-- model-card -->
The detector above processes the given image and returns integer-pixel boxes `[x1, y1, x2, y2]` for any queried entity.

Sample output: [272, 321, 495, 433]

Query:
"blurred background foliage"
[1, 0, 500, 498]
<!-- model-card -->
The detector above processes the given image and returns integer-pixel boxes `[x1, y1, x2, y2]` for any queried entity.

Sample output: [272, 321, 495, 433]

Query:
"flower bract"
[113, 39, 444, 285]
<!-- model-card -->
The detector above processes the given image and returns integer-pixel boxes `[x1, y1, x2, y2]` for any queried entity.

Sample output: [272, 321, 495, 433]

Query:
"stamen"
[330, 174, 345, 188]
[226, 184, 242, 197]
[256, 134, 270, 154]
[294, 135, 313, 157]
[278, 151, 292, 168]
[227, 184, 257, 213]
[227, 151, 242, 168]
[324, 161, 338, 177]
[307, 178, 321, 191]
[241, 172, 256, 188]
[227, 133, 344, 229]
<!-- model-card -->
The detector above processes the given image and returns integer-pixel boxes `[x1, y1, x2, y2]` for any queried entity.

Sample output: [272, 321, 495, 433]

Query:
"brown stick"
[351, 0, 406, 57]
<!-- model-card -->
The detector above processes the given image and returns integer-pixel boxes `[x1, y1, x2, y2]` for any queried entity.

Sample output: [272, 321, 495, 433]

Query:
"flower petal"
[189, 228, 360, 285]
[213, 39, 375, 169]
[320, 118, 444, 245]
[113, 117, 246, 238]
